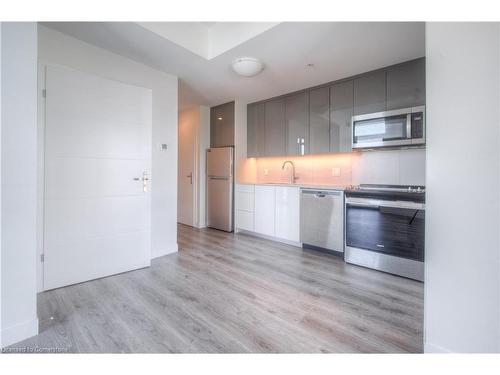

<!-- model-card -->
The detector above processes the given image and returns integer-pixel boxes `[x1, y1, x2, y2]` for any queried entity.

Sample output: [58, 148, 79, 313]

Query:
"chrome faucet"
[282, 160, 298, 184]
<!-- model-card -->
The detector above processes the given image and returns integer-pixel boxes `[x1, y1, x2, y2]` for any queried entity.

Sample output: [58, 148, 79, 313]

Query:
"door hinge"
[41, 254, 45, 262]
[42, 89, 46, 98]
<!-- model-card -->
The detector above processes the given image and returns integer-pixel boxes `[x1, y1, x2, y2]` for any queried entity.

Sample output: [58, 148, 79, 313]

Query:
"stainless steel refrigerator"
[206, 147, 234, 232]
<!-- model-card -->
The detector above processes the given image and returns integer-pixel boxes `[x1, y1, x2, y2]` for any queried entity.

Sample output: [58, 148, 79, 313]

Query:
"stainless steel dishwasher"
[300, 189, 344, 255]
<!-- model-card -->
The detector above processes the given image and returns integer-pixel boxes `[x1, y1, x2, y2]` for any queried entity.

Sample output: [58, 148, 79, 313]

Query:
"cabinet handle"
[296, 137, 305, 155]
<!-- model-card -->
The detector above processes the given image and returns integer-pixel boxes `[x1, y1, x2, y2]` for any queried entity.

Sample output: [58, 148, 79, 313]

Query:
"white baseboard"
[424, 341, 453, 353]
[151, 243, 178, 259]
[1, 318, 39, 348]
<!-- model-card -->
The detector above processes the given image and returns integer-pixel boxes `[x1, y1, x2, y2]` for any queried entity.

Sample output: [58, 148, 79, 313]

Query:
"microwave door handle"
[406, 113, 412, 139]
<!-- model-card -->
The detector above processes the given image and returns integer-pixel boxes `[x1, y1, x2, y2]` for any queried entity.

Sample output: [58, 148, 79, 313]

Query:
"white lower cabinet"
[236, 210, 254, 231]
[275, 186, 300, 242]
[236, 184, 300, 245]
[254, 185, 276, 237]
[235, 184, 255, 231]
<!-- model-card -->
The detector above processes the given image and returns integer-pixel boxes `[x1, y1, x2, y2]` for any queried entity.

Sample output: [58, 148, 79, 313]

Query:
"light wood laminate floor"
[9, 225, 423, 353]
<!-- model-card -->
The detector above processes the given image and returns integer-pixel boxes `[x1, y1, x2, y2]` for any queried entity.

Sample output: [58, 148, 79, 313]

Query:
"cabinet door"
[254, 185, 276, 236]
[247, 103, 265, 157]
[210, 102, 235, 147]
[285, 92, 309, 156]
[275, 186, 300, 242]
[386, 58, 425, 110]
[353, 71, 386, 115]
[264, 99, 286, 157]
[309, 87, 330, 154]
[330, 80, 354, 153]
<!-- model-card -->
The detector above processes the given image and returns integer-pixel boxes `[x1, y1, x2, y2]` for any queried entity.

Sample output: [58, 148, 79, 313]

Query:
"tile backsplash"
[236, 148, 425, 186]
[352, 148, 425, 186]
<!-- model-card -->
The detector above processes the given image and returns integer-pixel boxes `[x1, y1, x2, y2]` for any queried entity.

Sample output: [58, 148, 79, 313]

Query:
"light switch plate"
[332, 167, 341, 177]
[264, 168, 269, 176]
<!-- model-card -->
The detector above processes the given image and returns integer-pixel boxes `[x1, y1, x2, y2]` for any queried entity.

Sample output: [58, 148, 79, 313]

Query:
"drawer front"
[236, 210, 254, 232]
[236, 191, 254, 212]
[236, 184, 255, 193]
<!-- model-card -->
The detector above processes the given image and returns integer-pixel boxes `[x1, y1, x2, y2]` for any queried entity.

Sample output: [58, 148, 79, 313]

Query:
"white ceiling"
[137, 22, 279, 59]
[199, 22, 218, 29]
[41, 22, 425, 111]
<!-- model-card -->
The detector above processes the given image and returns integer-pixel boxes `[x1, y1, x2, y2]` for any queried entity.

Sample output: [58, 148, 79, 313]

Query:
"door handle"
[187, 172, 193, 185]
[133, 171, 150, 192]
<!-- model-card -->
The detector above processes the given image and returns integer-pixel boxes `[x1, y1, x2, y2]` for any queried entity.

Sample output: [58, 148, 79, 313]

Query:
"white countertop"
[236, 181, 349, 191]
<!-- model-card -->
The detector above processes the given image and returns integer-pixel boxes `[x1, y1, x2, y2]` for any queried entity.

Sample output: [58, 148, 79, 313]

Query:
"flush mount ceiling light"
[231, 57, 264, 77]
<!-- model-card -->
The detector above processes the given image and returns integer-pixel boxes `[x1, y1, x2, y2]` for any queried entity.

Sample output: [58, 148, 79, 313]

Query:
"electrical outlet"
[264, 168, 269, 176]
[332, 167, 341, 177]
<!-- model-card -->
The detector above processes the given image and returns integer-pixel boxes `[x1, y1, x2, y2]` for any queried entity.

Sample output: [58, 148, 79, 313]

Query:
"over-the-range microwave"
[351, 106, 425, 150]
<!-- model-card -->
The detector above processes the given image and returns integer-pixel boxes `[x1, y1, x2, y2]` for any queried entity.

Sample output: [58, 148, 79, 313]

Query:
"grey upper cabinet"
[330, 80, 354, 153]
[386, 58, 425, 110]
[264, 99, 286, 157]
[309, 87, 330, 154]
[247, 58, 425, 157]
[247, 103, 266, 157]
[285, 92, 309, 156]
[353, 70, 386, 115]
[210, 101, 235, 147]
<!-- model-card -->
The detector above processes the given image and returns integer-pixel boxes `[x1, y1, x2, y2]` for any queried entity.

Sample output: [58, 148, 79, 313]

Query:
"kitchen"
[3, 19, 499, 356]
[203, 57, 426, 282]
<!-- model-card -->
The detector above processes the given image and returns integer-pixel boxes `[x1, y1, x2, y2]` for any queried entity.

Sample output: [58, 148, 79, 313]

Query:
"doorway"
[177, 106, 210, 228]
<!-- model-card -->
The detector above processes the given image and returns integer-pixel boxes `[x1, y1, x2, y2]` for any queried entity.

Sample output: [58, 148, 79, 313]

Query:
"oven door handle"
[346, 198, 425, 210]
[346, 201, 380, 209]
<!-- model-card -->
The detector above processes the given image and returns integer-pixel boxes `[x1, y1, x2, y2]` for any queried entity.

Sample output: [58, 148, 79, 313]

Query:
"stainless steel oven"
[351, 106, 425, 149]
[344, 185, 425, 281]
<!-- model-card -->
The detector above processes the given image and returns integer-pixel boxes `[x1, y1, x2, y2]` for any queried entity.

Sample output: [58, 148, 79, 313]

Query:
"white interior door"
[43, 65, 152, 290]
[177, 113, 195, 226]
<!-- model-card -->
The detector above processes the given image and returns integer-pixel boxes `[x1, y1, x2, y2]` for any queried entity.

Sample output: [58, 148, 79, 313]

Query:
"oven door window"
[346, 203, 424, 261]
[353, 114, 408, 145]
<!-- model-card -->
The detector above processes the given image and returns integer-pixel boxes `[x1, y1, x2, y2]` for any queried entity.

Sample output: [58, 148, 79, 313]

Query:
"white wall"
[425, 22, 500, 353]
[233, 101, 248, 230]
[1, 22, 39, 347]
[37, 26, 178, 287]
